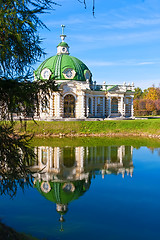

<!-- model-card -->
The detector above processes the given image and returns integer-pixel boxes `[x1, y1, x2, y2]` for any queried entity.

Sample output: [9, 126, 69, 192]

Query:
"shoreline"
[33, 132, 160, 139]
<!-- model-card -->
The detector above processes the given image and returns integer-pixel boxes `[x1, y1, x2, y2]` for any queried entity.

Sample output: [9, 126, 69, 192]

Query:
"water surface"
[0, 138, 160, 240]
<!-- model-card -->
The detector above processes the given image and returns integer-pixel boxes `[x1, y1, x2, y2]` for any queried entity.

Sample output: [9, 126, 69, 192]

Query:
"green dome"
[34, 54, 92, 82]
[34, 180, 90, 205]
[57, 42, 69, 47]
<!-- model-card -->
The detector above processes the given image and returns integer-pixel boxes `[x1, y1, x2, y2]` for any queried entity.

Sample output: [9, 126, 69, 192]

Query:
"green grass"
[12, 119, 160, 137]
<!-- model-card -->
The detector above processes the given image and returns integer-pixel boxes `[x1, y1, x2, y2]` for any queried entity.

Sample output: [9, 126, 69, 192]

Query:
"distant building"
[34, 26, 135, 120]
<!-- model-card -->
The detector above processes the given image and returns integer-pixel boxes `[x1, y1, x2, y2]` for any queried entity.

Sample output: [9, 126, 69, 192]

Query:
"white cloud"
[70, 29, 160, 48]
[97, 17, 160, 30]
[43, 18, 84, 27]
[138, 62, 155, 65]
[85, 59, 160, 67]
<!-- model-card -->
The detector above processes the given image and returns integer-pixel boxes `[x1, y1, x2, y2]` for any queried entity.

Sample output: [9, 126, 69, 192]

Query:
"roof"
[35, 180, 90, 204]
[34, 54, 92, 82]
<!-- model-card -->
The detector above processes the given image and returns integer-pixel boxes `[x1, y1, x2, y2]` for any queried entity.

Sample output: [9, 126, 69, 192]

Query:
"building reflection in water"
[30, 145, 133, 231]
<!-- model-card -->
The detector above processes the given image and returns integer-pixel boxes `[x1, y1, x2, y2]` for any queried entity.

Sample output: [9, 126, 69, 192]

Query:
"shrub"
[138, 99, 146, 110]
[134, 110, 151, 116]
[155, 99, 160, 111]
[133, 99, 139, 111]
[146, 99, 155, 112]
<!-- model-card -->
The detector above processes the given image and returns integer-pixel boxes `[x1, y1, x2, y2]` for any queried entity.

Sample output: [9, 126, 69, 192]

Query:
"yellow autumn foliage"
[145, 87, 160, 100]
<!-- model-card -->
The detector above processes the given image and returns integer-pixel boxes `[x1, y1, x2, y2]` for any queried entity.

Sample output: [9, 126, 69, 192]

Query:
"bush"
[152, 110, 157, 116]
[146, 99, 155, 112]
[138, 99, 146, 110]
[134, 110, 151, 116]
[155, 99, 160, 111]
[133, 99, 139, 111]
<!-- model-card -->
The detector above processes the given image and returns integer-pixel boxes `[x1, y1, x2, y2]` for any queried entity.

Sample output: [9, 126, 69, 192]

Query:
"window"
[111, 98, 118, 113]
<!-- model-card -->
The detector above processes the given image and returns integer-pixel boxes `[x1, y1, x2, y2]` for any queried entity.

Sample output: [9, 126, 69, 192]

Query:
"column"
[76, 147, 84, 172]
[85, 147, 88, 166]
[50, 92, 53, 117]
[56, 93, 61, 118]
[86, 96, 89, 117]
[103, 97, 105, 117]
[39, 92, 42, 118]
[108, 97, 111, 117]
[131, 97, 134, 117]
[121, 96, 124, 116]
[50, 147, 53, 169]
[123, 97, 126, 117]
[38, 147, 41, 167]
[80, 147, 84, 171]
[95, 96, 97, 117]
[81, 93, 85, 118]
[91, 97, 93, 115]
[118, 146, 123, 164]
[39, 147, 42, 166]
[54, 147, 60, 170]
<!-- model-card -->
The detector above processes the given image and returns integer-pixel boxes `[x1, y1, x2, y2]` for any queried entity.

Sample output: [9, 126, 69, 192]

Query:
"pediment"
[107, 85, 119, 92]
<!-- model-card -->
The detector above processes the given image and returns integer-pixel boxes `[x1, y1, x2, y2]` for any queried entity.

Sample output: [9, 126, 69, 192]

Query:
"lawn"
[11, 119, 160, 137]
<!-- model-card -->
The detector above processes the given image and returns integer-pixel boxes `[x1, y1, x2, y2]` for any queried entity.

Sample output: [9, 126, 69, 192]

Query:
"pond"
[1, 137, 160, 240]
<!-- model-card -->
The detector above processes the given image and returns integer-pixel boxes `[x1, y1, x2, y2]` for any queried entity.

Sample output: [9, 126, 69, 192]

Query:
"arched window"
[63, 147, 75, 168]
[111, 98, 118, 113]
[64, 94, 75, 118]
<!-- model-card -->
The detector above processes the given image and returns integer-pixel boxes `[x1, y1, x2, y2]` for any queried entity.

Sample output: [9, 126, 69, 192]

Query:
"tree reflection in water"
[0, 123, 35, 198]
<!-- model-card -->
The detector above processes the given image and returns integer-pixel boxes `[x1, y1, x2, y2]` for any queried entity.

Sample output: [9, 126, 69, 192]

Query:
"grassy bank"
[12, 119, 160, 138]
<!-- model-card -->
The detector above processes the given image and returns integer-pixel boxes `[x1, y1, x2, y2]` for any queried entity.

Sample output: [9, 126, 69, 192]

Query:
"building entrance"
[64, 94, 75, 118]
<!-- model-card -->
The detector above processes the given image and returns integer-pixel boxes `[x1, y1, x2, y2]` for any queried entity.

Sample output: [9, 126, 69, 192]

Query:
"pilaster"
[86, 96, 89, 117]
[108, 97, 111, 116]
[131, 97, 134, 117]
[121, 96, 124, 116]
[95, 96, 97, 117]
[80, 92, 85, 118]
[102, 97, 105, 117]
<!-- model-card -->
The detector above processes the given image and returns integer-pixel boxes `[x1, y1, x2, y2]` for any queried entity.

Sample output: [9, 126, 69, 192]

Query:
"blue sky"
[35, 0, 160, 89]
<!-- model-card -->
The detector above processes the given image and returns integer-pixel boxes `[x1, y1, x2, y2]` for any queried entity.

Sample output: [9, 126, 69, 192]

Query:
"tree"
[142, 88, 149, 99]
[155, 99, 160, 111]
[0, 0, 58, 121]
[138, 99, 146, 110]
[0, 0, 59, 77]
[0, 123, 34, 197]
[0, 0, 58, 196]
[133, 99, 139, 110]
[134, 87, 143, 99]
[78, 0, 95, 15]
[145, 87, 159, 100]
[146, 99, 155, 112]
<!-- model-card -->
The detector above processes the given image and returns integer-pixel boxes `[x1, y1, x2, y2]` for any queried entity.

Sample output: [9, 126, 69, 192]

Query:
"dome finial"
[60, 25, 66, 42]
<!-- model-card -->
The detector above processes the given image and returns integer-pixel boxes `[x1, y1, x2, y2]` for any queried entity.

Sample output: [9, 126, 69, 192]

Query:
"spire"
[57, 25, 69, 55]
[59, 214, 65, 232]
[60, 25, 66, 42]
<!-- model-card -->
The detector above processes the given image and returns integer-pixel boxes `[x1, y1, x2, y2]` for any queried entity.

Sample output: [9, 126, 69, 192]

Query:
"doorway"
[64, 94, 75, 118]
